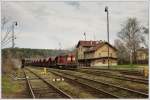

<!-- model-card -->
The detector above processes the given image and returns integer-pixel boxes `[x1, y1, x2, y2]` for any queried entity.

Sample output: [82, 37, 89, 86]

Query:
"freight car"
[22, 53, 77, 69]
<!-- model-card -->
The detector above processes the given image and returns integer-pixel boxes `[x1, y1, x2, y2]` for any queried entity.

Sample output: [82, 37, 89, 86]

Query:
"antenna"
[84, 32, 86, 40]
[59, 42, 61, 50]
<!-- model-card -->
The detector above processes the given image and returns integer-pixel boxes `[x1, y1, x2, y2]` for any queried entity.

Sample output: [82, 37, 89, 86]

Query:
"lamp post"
[12, 21, 18, 48]
[105, 6, 110, 69]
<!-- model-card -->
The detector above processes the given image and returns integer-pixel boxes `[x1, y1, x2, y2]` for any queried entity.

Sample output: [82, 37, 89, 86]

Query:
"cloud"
[65, 1, 80, 9]
[1, 1, 148, 49]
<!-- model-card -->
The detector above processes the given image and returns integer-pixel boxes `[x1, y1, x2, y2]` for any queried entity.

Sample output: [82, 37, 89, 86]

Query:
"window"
[103, 59, 105, 64]
[110, 61, 112, 64]
[110, 53, 112, 57]
[99, 53, 101, 56]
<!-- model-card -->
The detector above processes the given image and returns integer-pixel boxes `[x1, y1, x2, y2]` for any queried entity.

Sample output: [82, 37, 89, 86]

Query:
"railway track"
[74, 69, 148, 84]
[76, 67, 144, 76]
[23, 68, 72, 98]
[48, 68, 148, 98]
[28, 67, 119, 98]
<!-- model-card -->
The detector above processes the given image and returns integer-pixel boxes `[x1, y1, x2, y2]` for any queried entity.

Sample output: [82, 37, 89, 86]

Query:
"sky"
[1, 1, 149, 49]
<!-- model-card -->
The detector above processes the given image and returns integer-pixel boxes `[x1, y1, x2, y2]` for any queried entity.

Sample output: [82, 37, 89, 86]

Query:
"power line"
[1, 21, 18, 48]
[2, 36, 12, 44]
[1, 27, 11, 42]
[1, 39, 12, 48]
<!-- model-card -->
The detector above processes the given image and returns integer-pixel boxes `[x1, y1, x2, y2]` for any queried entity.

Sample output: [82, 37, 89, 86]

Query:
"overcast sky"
[1, 1, 149, 49]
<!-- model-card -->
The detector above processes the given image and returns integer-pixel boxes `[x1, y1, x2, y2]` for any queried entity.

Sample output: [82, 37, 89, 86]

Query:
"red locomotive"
[53, 53, 76, 69]
[23, 53, 77, 69]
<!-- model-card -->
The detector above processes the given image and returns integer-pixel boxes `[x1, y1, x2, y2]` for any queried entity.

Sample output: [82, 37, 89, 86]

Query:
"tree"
[141, 26, 149, 48]
[118, 18, 143, 65]
[114, 39, 130, 64]
[142, 26, 149, 34]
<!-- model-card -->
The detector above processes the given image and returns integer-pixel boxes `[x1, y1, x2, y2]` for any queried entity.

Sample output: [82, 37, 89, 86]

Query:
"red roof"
[76, 40, 117, 52]
[76, 40, 100, 48]
[85, 42, 117, 53]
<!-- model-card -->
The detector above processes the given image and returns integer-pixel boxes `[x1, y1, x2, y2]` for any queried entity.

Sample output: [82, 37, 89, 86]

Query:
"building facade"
[76, 40, 118, 67]
[136, 48, 148, 64]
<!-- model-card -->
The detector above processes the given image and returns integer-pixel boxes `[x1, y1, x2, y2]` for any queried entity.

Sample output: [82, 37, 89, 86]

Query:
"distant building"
[76, 40, 117, 67]
[136, 47, 148, 64]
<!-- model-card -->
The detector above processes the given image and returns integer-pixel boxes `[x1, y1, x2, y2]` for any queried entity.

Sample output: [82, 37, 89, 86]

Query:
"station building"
[76, 40, 118, 67]
[136, 47, 148, 64]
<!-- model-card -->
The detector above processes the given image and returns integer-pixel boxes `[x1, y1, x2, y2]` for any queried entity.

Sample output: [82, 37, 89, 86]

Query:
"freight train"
[22, 53, 77, 69]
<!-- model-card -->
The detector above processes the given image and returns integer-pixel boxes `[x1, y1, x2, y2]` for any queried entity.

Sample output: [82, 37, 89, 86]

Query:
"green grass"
[112, 64, 138, 68]
[2, 74, 23, 94]
[92, 64, 148, 72]
[110, 64, 148, 70]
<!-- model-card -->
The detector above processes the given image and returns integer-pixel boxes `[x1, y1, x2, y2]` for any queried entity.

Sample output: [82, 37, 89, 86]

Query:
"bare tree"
[142, 27, 149, 34]
[114, 39, 130, 64]
[118, 18, 143, 65]
[141, 26, 149, 48]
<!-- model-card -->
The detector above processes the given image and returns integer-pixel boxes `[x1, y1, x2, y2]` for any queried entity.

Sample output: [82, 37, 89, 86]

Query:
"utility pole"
[83, 32, 86, 67]
[105, 6, 110, 69]
[12, 21, 18, 48]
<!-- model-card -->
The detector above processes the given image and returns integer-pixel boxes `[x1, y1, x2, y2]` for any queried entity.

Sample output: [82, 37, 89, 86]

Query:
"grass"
[93, 64, 148, 68]
[2, 74, 23, 94]
[56, 80, 94, 98]
[92, 64, 148, 72]
[113, 64, 148, 67]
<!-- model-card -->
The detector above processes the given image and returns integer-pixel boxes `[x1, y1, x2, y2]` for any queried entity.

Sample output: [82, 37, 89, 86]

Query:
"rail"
[24, 68, 72, 98]
[49, 69, 148, 98]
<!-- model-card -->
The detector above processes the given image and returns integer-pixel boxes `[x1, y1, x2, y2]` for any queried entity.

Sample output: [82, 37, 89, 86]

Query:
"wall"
[94, 44, 117, 58]
[92, 59, 117, 66]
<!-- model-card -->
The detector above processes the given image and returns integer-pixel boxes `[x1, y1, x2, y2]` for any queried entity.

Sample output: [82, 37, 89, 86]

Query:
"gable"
[96, 43, 117, 53]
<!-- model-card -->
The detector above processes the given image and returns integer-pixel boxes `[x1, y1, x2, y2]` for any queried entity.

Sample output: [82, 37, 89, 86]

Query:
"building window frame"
[103, 59, 105, 64]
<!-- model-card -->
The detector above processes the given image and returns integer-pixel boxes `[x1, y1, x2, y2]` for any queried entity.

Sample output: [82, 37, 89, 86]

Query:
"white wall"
[92, 62, 117, 67]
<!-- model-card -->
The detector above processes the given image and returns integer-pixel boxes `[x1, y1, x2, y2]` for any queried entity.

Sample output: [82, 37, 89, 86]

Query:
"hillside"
[2, 48, 72, 73]
[2, 48, 71, 59]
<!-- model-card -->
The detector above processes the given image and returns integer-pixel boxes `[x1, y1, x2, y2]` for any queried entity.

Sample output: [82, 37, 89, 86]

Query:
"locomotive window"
[67, 56, 71, 61]
[72, 57, 75, 61]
